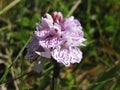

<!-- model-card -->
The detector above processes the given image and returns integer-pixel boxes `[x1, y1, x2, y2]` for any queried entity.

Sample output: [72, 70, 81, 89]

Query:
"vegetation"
[0, 0, 120, 90]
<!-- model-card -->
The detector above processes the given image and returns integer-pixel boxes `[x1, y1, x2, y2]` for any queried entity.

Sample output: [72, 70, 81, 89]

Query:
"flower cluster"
[25, 11, 86, 67]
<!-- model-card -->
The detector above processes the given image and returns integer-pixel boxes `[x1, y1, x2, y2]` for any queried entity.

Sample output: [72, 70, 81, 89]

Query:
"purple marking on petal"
[35, 30, 50, 40]
[39, 37, 59, 48]
[51, 46, 71, 66]
[69, 47, 82, 63]
[25, 12, 85, 67]
[51, 46, 82, 66]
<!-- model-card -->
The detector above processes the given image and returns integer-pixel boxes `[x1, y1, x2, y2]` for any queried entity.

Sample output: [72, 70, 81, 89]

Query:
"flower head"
[25, 11, 86, 67]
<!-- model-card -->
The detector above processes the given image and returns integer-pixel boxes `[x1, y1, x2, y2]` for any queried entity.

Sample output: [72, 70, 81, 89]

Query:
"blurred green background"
[0, 0, 120, 90]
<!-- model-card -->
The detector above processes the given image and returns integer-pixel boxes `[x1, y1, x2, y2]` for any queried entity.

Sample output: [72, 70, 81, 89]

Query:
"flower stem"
[51, 60, 60, 90]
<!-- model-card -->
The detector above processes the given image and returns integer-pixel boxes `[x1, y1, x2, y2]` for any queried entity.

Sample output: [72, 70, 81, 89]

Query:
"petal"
[41, 17, 53, 29]
[35, 49, 51, 58]
[46, 13, 53, 23]
[51, 46, 82, 66]
[53, 11, 63, 23]
[35, 30, 49, 39]
[39, 37, 59, 48]
[36, 24, 41, 31]
[25, 41, 39, 60]
[32, 57, 49, 73]
[51, 46, 71, 67]
[69, 47, 82, 63]
[50, 23, 61, 35]
[32, 61, 43, 73]
[25, 36, 44, 60]
[25, 51, 38, 60]
[61, 29, 85, 46]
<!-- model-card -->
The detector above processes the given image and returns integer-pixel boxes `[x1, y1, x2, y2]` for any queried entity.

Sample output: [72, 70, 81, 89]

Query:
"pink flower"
[25, 11, 86, 67]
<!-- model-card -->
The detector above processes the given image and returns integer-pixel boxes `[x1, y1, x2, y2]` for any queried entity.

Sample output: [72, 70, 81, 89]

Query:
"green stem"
[51, 60, 60, 90]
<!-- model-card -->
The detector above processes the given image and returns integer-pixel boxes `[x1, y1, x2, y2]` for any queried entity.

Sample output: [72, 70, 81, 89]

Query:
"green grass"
[0, 0, 120, 90]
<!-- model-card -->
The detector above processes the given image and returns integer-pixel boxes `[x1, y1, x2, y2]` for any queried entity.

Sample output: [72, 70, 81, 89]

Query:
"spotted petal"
[51, 46, 82, 66]
[39, 37, 59, 48]
[51, 47, 70, 66]
[69, 47, 82, 63]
